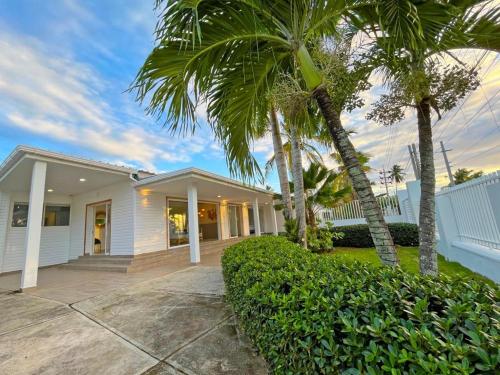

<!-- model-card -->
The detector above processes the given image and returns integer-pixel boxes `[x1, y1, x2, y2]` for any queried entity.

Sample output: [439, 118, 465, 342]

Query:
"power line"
[454, 143, 499, 165]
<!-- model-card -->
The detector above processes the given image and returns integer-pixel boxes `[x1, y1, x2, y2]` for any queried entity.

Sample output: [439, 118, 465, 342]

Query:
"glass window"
[44, 206, 70, 226]
[168, 200, 189, 247]
[12, 203, 29, 227]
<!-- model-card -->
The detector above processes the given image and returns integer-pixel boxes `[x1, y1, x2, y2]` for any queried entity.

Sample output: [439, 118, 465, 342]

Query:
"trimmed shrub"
[222, 237, 499, 374]
[331, 223, 419, 247]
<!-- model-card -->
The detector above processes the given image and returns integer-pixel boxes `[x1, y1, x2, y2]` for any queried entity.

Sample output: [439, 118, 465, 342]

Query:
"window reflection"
[168, 200, 189, 247]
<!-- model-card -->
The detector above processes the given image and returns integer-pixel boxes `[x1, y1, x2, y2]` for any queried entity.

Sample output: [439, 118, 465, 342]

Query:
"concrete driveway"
[0, 265, 267, 374]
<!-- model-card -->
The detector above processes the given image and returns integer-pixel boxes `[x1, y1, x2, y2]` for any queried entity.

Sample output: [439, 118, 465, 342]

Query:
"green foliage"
[331, 223, 419, 248]
[308, 224, 344, 253]
[222, 237, 499, 374]
[453, 168, 484, 185]
[284, 218, 299, 244]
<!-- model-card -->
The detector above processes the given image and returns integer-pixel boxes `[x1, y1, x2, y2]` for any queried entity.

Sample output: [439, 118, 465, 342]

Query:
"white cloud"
[0, 31, 217, 172]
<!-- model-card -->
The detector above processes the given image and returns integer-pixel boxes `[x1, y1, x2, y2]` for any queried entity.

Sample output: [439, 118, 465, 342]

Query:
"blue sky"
[0, 0, 498, 194]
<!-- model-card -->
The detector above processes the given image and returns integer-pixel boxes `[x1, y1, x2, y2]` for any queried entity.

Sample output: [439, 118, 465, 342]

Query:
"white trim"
[0, 146, 135, 183]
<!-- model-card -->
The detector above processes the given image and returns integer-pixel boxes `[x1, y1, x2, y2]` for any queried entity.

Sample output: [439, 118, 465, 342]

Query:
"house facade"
[0, 146, 284, 289]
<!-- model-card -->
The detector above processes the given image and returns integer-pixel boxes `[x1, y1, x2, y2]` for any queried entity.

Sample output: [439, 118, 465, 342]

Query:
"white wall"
[1, 192, 71, 273]
[70, 181, 134, 258]
[0, 190, 11, 272]
[435, 172, 500, 283]
[134, 190, 167, 254]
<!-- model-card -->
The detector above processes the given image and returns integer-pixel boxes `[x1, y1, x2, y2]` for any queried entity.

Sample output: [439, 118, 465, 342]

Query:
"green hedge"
[331, 223, 419, 247]
[222, 237, 499, 374]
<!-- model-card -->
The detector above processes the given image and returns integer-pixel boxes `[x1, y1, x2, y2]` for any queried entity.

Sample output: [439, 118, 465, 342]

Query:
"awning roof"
[134, 168, 275, 204]
[0, 146, 133, 195]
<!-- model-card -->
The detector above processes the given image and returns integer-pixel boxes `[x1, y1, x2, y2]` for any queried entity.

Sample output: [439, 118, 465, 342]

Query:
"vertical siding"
[134, 190, 167, 254]
[70, 181, 135, 258]
[1, 192, 71, 272]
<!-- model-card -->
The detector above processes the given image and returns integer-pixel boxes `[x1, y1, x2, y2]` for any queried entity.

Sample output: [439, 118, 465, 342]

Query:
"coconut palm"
[390, 164, 405, 194]
[131, 0, 431, 265]
[269, 108, 294, 220]
[364, 0, 499, 275]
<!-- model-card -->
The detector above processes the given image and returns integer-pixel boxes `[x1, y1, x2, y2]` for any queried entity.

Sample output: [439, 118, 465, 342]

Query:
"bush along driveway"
[222, 237, 499, 374]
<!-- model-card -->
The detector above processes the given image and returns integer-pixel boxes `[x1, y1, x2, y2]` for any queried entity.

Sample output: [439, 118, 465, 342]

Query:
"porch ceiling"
[0, 157, 131, 195]
[137, 174, 275, 204]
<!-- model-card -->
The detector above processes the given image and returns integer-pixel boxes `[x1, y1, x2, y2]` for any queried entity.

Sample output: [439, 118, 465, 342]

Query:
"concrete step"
[62, 263, 129, 273]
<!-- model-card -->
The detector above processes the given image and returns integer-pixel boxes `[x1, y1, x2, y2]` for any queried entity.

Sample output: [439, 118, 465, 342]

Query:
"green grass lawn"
[326, 246, 495, 286]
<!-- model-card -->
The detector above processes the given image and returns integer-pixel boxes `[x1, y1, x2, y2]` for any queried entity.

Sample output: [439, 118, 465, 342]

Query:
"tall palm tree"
[269, 107, 294, 219]
[363, 0, 499, 275]
[390, 164, 405, 194]
[131, 0, 410, 265]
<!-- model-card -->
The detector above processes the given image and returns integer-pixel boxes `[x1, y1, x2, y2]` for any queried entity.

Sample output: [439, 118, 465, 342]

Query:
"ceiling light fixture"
[217, 195, 221, 198]
[47, 189, 54, 192]
[79, 178, 86, 182]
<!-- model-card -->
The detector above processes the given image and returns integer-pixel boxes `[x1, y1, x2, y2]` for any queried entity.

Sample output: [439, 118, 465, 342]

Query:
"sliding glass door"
[168, 200, 189, 248]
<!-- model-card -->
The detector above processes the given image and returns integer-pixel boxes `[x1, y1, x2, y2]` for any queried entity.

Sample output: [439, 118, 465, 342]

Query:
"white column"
[21, 161, 47, 290]
[187, 183, 200, 263]
[241, 204, 250, 236]
[252, 197, 261, 236]
[270, 204, 278, 235]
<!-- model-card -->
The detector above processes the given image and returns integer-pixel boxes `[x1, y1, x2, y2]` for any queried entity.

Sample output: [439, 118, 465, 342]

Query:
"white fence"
[436, 171, 500, 283]
[317, 195, 408, 227]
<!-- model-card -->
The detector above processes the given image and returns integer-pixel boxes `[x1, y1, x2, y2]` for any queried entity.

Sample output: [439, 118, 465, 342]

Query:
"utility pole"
[440, 141, 455, 186]
[411, 143, 421, 179]
[407, 144, 421, 180]
[379, 169, 392, 196]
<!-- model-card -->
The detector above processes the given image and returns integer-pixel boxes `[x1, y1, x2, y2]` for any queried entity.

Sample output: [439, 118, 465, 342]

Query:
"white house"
[0, 146, 284, 289]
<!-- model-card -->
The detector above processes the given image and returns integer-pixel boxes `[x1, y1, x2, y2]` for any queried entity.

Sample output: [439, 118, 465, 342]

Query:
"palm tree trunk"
[289, 122, 307, 248]
[313, 85, 398, 266]
[270, 108, 293, 220]
[416, 98, 438, 276]
[307, 205, 316, 228]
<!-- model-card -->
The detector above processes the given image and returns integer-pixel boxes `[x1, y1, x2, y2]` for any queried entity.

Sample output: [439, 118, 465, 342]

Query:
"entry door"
[229, 205, 239, 238]
[85, 201, 111, 255]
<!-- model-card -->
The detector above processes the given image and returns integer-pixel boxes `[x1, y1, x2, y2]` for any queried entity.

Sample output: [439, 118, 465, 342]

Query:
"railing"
[437, 171, 500, 250]
[318, 196, 404, 226]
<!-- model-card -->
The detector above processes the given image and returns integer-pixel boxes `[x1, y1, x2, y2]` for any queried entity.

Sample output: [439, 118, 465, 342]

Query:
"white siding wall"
[134, 191, 167, 254]
[1, 192, 71, 273]
[70, 181, 134, 258]
[0, 191, 11, 272]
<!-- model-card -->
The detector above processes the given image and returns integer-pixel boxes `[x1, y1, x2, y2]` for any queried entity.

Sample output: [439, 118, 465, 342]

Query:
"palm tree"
[297, 162, 352, 228]
[453, 168, 484, 185]
[390, 164, 405, 194]
[269, 108, 294, 220]
[363, 0, 499, 275]
[131, 0, 407, 265]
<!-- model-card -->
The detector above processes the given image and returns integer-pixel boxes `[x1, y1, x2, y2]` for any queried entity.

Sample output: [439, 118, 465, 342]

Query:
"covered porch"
[134, 168, 280, 264]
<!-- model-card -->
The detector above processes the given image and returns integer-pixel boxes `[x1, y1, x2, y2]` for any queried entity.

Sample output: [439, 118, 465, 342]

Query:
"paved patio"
[0, 252, 268, 374]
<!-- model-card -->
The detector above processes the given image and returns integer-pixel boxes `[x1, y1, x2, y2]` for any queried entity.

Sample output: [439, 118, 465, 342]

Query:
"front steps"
[61, 237, 247, 273]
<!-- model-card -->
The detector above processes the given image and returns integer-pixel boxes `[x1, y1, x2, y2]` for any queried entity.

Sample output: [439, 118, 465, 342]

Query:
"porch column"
[252, 197, 261, 236]
[270, 204, 278, 235]
[21, 161, 47, 290]
[187, 183, 200, 263]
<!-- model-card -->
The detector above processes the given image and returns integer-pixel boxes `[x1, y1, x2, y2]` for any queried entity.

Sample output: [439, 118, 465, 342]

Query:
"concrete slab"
[74, 290, 231, 358]
[142, 362, 184, 374]
[0, 293, 71, 334]
[148, 266, 225, 296]
[168, 319, 268, 375]
[0, 311, 157, 375]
